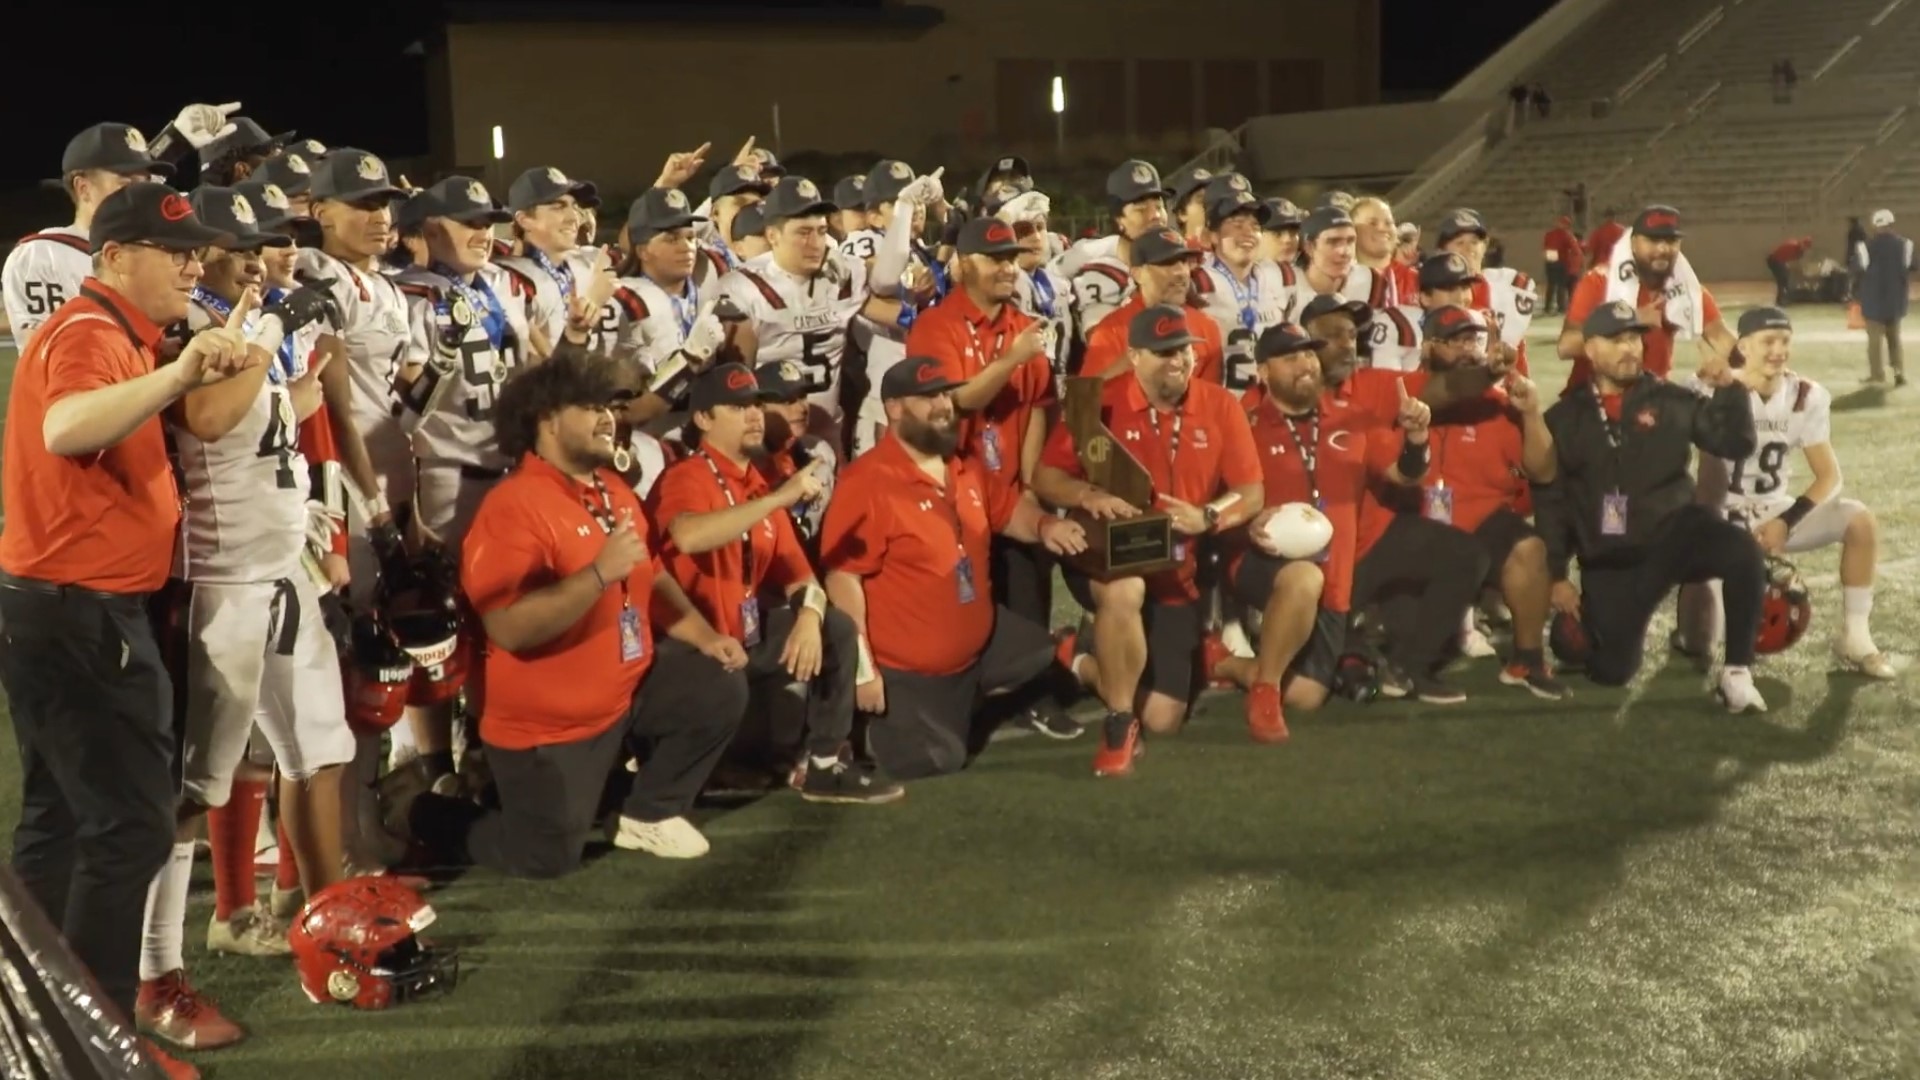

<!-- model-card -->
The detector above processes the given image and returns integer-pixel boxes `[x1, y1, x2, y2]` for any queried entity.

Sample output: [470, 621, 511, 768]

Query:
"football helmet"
[344, 609, 414, 737]
[290, 876, 458, 1009]
[1755, 556, 1813, 655]
[1549, 609, 1593, 670]
[379, 546, 468, 705]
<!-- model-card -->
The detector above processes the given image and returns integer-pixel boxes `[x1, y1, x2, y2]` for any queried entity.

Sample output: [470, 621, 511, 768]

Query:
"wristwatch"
[1202, 504, 1221, 531]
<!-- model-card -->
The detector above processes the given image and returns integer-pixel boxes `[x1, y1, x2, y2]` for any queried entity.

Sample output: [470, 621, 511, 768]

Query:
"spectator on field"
[1860, 209, 1913, 387]
[1845, 216, 1869, 300]
[1585, 209, 1625, 268]
[1765, 235, 1812, 305]
[1542, 215, 1584, 314]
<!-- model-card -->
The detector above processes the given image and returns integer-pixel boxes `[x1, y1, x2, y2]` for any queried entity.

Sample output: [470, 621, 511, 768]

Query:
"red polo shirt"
[1240, 394, 1398, 612]
[1769, 238, 1812, 264]
[461, 453, 669, 751]
[1039, 372, 1261, 602]
[1078, 295, 1223, 385]
[1563, 270, 1722, 391]
[1415, 394, 1527, 534]
[0, 278, 179, 593]
[820, 436, 1017, 676]
[648, 449, 815, 640]
[905, 287, 1055, 496]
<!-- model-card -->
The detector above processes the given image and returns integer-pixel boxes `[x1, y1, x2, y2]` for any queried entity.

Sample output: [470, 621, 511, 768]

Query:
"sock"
[422, 750, 455, 781]
[208, 780, 266, 921]
[1843, 586, 1874, 644]
[138, 842, 195, 982]
[275, 817, 302, 892]
[386, 718, 420, 770]
[1514, 646, 1544, 669]
[255, 796, 278, 854]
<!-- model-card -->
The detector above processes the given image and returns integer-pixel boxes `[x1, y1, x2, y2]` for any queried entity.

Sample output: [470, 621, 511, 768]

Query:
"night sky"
[0, 0, 1554, 190]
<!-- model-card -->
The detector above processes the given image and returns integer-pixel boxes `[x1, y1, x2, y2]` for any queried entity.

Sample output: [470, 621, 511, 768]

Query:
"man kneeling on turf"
[1211, 323, 1430, 740]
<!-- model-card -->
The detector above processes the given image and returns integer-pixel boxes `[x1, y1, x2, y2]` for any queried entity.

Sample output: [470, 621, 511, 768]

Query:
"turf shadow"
[1829, 386, 1889, 413]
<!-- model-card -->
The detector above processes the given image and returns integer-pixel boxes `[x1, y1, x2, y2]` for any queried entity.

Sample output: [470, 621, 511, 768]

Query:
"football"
[1260, 501, 1334, 560]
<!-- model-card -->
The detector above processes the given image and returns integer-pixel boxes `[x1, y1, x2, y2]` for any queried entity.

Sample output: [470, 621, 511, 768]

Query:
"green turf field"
[2, 305, 1918, 1080]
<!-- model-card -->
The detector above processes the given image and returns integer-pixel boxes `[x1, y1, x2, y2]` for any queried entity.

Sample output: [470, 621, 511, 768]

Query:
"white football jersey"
[603, 272, 717, 372]
[718, 251, 868, 416]
[1192, 257, 1302, 391]
[3, 226, 91, 339]
[838, 228, 881, 265]
[1365, 305, 1426, 373]
[1708, 371, 1831, 520]
[396, 263, 534, 471]
[1066, 255, 1133, 344]
[494, 249, 583, 350]
[1478, 267, 1537, 348]
[1336, 263, 1395, 310]
[1012, 265, 1071, 378]
[296, 249, 413, 470]
[173, 298, 309, 583]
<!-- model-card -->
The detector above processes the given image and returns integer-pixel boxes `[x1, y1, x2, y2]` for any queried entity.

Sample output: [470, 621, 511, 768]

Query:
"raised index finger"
[226, 286, 260, 331]
[1396, 379, 1410, 402]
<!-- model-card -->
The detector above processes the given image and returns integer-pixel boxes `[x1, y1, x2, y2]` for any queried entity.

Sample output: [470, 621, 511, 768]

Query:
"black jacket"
[1536, 377, 1755, 578]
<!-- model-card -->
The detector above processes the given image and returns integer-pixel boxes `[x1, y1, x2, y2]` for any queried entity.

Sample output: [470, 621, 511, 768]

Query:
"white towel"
[1605, 239, 1705, 339]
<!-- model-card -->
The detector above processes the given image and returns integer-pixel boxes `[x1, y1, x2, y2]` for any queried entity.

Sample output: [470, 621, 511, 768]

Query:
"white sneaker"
[1715, 666, 1768, 714]
[269, 885, 303, 922]
[1459, 627, 1498, 659]
[207, 904, 292, 957]
[1220, 619, 1255, 660]
[1833, 638, 1896, 680]
[607, 815, 710, 859]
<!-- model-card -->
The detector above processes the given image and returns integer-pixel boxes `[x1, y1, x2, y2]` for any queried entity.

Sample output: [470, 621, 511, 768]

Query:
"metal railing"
[1677, 5, 1725, 52]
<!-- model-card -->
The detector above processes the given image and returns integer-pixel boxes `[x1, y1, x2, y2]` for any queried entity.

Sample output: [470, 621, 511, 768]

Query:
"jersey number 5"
[1730, 442, 1788, 496]
[460, 336, 519, 421]
[798, 330, 835, 392]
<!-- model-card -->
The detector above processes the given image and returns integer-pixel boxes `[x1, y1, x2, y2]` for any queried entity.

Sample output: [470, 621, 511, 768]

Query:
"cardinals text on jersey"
[718, 250, 867, 415]
[396, 262, 534, 471]
[2, 226, 91, 338]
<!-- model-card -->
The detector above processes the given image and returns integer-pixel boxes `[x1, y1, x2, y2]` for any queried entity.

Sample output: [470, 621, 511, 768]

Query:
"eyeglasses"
[127, 243, 211, 268]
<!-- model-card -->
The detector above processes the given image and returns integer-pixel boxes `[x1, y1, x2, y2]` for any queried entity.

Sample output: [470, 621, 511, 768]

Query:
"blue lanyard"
[1028, 269, 1056, 318]
[434, 263, 508, 349]
[712, 243, 737, 272]
[528, 247, 574, 300]
[662, 277, 699, 338]
[192, 286, 286, 384]
[896, 245, 951, 332]
[261, 287, 300, 381]
[1209, 256, 1258, 332]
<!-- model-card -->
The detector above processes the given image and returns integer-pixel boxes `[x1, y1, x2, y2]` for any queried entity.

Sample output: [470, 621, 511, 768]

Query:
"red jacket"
[1544, 227, 1584, 275]
[1585, 221, 1626, 267]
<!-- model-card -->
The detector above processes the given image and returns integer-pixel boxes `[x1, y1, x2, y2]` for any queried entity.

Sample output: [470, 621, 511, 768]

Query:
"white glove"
[172, 102, 243, 150]
[897, 167, 946, 208]
[682, 312, 726, 362]
[997, 190, 1051, 226]
[304, 500, 342, 557]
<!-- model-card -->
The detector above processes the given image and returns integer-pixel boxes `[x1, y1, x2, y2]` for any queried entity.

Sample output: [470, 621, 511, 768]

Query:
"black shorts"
[1472, 508, 1537, 585]
[1063, 570, 1203, 704]
[1228, 551, 1346, 689]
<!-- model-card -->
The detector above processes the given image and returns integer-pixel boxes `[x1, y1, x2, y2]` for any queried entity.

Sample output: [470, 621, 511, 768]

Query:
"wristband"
[1778, 496, 1816, 529]
[244, 312, 288, 359]
[1397, 438, 1430, 480]
[589, 564, 608, 590]
[1203, 492, 1243, 531]
[792, 582, 829, 620]
[855, 634, 878, 685]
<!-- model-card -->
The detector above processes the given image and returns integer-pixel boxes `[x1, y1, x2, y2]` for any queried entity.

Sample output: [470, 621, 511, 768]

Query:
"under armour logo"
[1125, 430, 1141, 441]
[577, 525, 592, 537]
[919, 500, 933, 512]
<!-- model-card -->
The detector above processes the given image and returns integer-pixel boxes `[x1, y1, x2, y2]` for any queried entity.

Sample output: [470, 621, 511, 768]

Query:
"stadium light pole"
[1051, 75, 1066, 163]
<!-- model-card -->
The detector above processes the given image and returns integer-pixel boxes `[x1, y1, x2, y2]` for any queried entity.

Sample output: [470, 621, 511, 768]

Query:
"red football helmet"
[290, 876, 458, 1009]
[1755, 557, 1813, 655]
[380, 548, 469, 706]
[343, 610, 415, 737]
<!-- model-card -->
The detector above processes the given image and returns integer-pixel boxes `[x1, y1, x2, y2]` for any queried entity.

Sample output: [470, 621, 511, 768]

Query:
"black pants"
[870, 607, 1055, 780]
[990, 535, 1053, 629]
[1767, 257, 1791, 304]
[1352, 515, 1490, 675]
[1543, 264, 1566, 313]
[412, 639, 747, 879]
[0, 579, 177, 1020]
[1579, 504, 1764, 686]
[741, 605, 858, 760]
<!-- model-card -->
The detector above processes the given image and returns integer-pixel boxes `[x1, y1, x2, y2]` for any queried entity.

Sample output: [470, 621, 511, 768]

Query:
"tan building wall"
[429, 0, 1378, 197]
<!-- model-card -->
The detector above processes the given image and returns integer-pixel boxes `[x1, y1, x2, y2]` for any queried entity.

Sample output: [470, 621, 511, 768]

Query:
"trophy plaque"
[1060, 376, 1177, 579]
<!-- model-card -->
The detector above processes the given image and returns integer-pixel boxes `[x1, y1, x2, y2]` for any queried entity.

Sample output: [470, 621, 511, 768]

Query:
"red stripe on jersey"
[1511, 271, 1533, 291]
[1367, 271, 1390, 309]
[1083, 263, 1130, 290]
[496, 262, 537, 298]
[1276, 262, 1297, 287]
[614, 286, 648, 323]
[734, 268, 786, 310]
[1384, 308, 1418, 348]
[397, 282, 434, 299]
[14, 231, 90, 255]
[1191, 267, 1216, 295]
[1793, 379, 1812, 412]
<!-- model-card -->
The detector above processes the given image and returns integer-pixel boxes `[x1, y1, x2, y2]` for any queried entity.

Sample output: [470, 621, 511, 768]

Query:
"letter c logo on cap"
[1645, 211, 1677, 231]
[1154, 315, 1182, 339]
[916, 362, 942, 383]
[726, 369, 756, 391]
[985, 223, 1013, 243]
[159, 194, 192, 222]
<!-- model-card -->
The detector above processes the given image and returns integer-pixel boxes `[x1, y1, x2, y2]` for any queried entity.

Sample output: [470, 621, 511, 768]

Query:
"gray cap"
[189, 185, 287, 250]
[626, 187, 706, 240]
[508, 166, 599, 213]
[309, 149, 406, 202]
[1106, 159, 1170, 206]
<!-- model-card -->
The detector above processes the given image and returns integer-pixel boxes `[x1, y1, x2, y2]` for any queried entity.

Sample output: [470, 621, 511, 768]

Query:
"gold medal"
[448, 294, 475, 330]
[490, 355, 508, 383]
[612, 446, 633, 473]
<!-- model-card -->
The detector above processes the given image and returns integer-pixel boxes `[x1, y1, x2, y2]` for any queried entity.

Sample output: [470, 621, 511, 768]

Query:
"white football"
[1260, 501, 1334, 560]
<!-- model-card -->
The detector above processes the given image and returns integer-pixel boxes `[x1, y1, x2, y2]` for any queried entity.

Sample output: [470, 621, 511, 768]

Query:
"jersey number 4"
[1730, 442, 1788, 496]
[256, 394, 299, 490]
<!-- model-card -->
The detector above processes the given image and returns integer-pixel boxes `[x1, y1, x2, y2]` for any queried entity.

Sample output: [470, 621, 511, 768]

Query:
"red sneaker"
[136, 970, 245, 1050]
[138, 1038, 201, 1080]
[1201, 631, 1233, 689]
[1092, 714, 1141, 778]
[1246, 683, 1289, 744]
[1053, 627, 1078, 674]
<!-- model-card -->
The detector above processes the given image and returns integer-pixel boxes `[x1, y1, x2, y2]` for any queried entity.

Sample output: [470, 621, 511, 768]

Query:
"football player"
[197, 116, 293, 185]
[992, 185, 1072, 378]
[1299, 205, 1392, 310]
[1057, 159, 1171, 344]
[498, 165, 604, 351]
[1436, 209, 1537, 375]
[1167, 165, 1215, 242]
[831, 175, 868, 240]
[1190, 175, 1301, 393]
[1257, 197, 1305, 267]
[698, 158, 773, 271]
[1366, 252, 1481, 373]
[841, 160, 948, 455]
[1349, 197, 1417, 308]
[752, 360, 839, 546]
[1678, 307, 1895, 678]
[604, 188, 729, 423]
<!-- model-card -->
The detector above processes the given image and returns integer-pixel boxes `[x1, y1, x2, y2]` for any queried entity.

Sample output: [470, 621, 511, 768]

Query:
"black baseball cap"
[862, 159, 919, 207]
[1633, 204, 1684, 239]
[394, 191, 433, 235]
[760, 176, 835, 222]
[1262, 197, 1305, 230]
[881, 356, 965, 399]
[978, 154, 1033, 200]
[1206, 186, 1270, 230]
[1129, 226, 1199, 268]
[1737, 306, 1793, 337]
[1128, 303, 1198, 351]
[1169, 166, 1215, 211]
[1582, 300, 1652, 338]
[284, 138, 328, 160]
[1418, 252, 1480, 290]
[1435, 208, 1489, 242]
[1422, 305, 1487, 341]
[508, 166, 599, 213]
[201, 117, 293, 165]
[310, 149, 407, 202]
[981, 176, 1036, 215]
[1316, 190, 1355, 211]
[1255, 322, 1326, 361]
[1301, 206, 1354, 241]
[254, 151, 315, 197]
[234, 178, 301, 232]
[1106, 159, 1171, 206]
[190, 185, 288, 250]
[627, 186, 706, 240]
[710, 162, 772, 200]
[753, 360, 811, 401]
[90, 182, 236, 253]
[54, 122, 172, 184]
[729, 204, 767, 243]
[749, 147, 786, 179]
[832, 175, 867, 210]
[956, 217, 1025, 257]
[690, 363, 777, 412]
[1300, 293, 1372, 326]
[419, 176, 511, 225]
